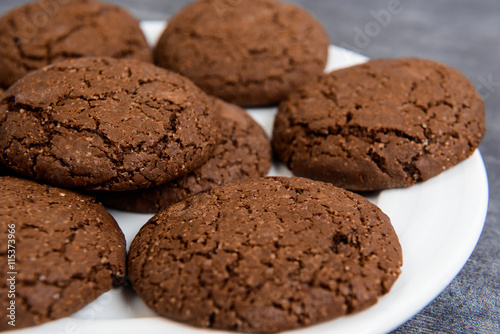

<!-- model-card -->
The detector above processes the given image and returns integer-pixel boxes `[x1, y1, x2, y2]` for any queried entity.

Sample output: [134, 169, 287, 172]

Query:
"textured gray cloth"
[1, 0, 498, 332]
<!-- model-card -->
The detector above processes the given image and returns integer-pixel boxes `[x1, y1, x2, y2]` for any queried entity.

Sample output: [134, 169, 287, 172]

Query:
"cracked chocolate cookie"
[97, 99, 271, 212]
[272, 58, 486, 191]
[128, 176, 402, 332]
[155, 0, 329, 107]
[0, 176, 126, 331]
[0, 57, 220, 191]
[0, 0, 152, 89]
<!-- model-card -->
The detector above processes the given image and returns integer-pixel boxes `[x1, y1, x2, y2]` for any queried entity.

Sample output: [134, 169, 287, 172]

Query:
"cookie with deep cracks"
[0, 57, 220, 191]
[0, 176, 126, 331]
[272, 58, 486, 191]
[0, 0, 152, 89]
[97, 98, 271, 212]
[128, 176, 402, 332]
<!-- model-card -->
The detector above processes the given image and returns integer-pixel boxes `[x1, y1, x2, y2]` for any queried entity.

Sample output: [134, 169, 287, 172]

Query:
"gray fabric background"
[1, 0, 498, 332]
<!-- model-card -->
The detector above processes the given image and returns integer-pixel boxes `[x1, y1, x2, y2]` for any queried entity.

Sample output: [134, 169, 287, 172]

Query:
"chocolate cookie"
[0, 176, 126, 330]
[0, 57, 220, 191]
[98, 99, 271, 212]
[273, 58, 486, 191]
[0, 0, 152, 89]
[128, 177, 402, 332]
[155, 0, 329, 107]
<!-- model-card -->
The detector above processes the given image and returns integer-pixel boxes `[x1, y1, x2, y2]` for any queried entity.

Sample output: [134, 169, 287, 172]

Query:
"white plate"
[9, 21, 489, 334]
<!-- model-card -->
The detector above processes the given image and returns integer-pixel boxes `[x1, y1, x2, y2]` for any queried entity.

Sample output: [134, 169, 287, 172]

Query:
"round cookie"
[0, 0, 152, 89]
[155, 0, 329, 107]
[0, 57, 220, 191]
[98, 99, 271, 212]
[0, 176, 126, 331]
[128, 177, 402, 332]
[272, 58, 486, 191]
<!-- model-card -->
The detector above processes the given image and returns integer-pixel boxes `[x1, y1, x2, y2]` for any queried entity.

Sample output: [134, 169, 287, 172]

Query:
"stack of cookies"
[0, 0, 485, 332]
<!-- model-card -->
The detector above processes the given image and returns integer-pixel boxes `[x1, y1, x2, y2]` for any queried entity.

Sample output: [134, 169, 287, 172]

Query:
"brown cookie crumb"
[128, 176, 402, 332]
[273, 58, 486, 191]
[0, 176, 126, 331]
